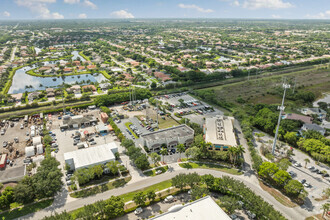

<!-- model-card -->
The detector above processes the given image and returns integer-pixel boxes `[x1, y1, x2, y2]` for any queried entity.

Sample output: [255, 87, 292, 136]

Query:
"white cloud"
[272, 14, 281, 18]
[178, 3, 214, 13]
[2, 11, 11, 17]
[83, 0, 97, 9]
[78, 13, 87, 18]
[64, 0, 80, 4]
[15, 0, 64, 19]
[242, 0, 293, 9]
[306, 10, 330, 19]
[110, 10, 134, 18]
[233, 0, 240, 6]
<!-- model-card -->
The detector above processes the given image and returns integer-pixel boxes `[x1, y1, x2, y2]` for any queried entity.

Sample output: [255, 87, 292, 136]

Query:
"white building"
[64, 142, 118, 170]
[204, 116, 237, 150]
[140, 125, 194, 152]
[150, 196, 231, 220]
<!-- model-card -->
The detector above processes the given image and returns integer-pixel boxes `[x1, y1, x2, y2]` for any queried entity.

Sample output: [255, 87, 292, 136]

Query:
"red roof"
[285, 113, 312, 124]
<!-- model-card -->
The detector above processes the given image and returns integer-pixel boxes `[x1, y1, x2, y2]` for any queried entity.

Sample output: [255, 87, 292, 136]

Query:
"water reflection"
[9, 51, 106, 94]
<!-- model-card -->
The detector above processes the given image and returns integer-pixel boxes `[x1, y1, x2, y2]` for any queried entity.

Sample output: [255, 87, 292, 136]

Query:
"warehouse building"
[64, 142, 118, 170]
[140, 125, 194, 152]
[60, 115, 98, 129]
[204, 115, 237, 150]
[150, 196, 231, 220]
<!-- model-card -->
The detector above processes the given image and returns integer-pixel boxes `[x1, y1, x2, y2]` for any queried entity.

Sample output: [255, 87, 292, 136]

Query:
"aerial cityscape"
[0, 0, 329, 220]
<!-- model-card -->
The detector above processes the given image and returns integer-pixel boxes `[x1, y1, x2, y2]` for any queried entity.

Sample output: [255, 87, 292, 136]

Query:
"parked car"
[20, 124, 24, 129]
[288, 171, 296, 177]
[66, 180, 72, 186]
[322, 173, 329, 177]
[155, 170, 162, 175]
[294, 163, 301, 167]
[316, 170, 323, 174]
[303, 182, 311, 188]
[313, 169, 319, 173]
[300, 179, 306, 184]
[308, 166, 315, 171]
[90, 141, 97, 145]
[14, 137, 19, 143]
[164, 195, 174, 203]
[1, 129, 5, 135]
[134, 207, 143, 215]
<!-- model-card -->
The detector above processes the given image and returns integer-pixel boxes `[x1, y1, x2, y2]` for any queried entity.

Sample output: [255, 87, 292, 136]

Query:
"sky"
[0, 0, 329, 20]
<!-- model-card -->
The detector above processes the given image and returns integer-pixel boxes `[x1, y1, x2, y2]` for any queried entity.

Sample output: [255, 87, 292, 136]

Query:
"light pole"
[272, 83, 290, 155]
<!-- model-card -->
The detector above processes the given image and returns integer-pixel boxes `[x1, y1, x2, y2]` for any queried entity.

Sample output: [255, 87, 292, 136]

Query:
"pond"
[71, 51, 86, 62]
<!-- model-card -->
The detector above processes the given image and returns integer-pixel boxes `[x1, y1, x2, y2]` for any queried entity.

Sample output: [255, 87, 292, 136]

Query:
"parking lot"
[157, 93, 224, 126]
[253, 130, 330, 208]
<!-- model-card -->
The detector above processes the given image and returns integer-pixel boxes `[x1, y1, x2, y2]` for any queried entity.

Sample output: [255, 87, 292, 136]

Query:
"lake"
[8, 51, 106, 94]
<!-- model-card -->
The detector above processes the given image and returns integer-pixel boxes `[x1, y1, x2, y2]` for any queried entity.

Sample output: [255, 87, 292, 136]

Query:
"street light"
[272, 83, 290, 155]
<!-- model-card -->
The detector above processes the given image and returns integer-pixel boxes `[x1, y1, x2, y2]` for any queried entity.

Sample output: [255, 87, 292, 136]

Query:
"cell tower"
[272, 83, 290, 155]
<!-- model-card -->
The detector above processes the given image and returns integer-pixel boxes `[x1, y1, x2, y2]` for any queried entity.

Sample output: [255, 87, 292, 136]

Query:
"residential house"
[82, 85, 96, 92]
[301, 123, 326, 136]
[68, 85, 81, 94]
[77, 66, 85, 72]
[99, 83, 111, 92]
[46, 88, 55, 98]
[10, 93, 23, 102]
[28, 92, 41, 102]
[154, 72, 172, 82]
[63, 68, 72, 74]
[301, 108, 327, 120]
[284, 113, 312, 124]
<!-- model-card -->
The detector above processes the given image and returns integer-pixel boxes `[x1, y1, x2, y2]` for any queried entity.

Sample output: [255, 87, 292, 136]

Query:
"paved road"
[20, 166, 312, 220]
[10, 45, 17, 62]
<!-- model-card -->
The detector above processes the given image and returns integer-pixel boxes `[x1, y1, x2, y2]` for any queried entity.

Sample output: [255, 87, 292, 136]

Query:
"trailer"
[0, 154, 7, 168]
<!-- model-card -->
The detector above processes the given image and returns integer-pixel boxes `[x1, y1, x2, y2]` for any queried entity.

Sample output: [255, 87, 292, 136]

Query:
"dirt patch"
[259, 180, 297, 208]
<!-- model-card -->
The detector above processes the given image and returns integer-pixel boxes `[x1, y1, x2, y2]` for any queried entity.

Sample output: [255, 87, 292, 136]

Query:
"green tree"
[172, 173, 187, 191]
[321, 203, 330, 219]
[176, 144, 186, 160]
[273, 170, 292, 186]
[133, 192, 146, 207]
[43, 134, 53, 146]
[13, 176, 35, 204]
[217, 196, 241, 215]
[104, 196, 125, 218]
[284, 180, 306, 198]
[93, 165, 104, 179]
[304, 158, 310, 168]
[150, 81, 157, 89]
[159, 147, 168, 163]
[185, 146, 200, 159]
[277, 158, 291, 171]
[146, 190, 156, 202]
[284, 132, 298, 146]
[134, 154, 150, 170]
[258, 162, 279, 180]
[106, 161, 119, 175]
[186, 172, 201, 188]
[149, 152, 161, 165]
[190, 185, 209, 200]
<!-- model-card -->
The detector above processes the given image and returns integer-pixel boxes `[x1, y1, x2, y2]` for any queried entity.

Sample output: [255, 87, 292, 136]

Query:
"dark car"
[322, 173, 329, 177]
[300, 179, 306, 184]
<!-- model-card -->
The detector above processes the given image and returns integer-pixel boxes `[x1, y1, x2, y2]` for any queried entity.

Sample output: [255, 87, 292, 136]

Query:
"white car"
[155, 170, 162, 175]
[294, 163, 301, 167]
[134, 207, 143, 215]
[20, 124, 24, 129]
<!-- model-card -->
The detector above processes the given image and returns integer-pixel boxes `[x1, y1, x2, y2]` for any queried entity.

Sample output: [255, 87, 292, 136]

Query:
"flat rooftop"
[64, 142, 118, 169]
[151, 196, 231, 220]
[140, 124, 194, 141]
[205, 116, 237, 147]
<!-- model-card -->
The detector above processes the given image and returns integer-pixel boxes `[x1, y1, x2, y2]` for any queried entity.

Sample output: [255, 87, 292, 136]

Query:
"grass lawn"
[120, 180, 172, 203]
[124, 122, 139, 139]
[179, 162, 243, 175]
[79, 174, 119, 189]
[143, 166, 168, 177]
[259, 181, 297, 208]
[1, 199, 53, 220]
[305, 214, 325, 220]
[70, 176, 132, 198]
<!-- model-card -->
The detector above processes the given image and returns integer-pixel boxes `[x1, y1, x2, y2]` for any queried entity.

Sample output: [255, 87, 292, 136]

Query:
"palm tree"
[321, 203, 330, 219]
[228, 147, 238, 166]
[159, 147, 168, 163]
[177, 144, 185, 161]
[304, 158, 310, 168]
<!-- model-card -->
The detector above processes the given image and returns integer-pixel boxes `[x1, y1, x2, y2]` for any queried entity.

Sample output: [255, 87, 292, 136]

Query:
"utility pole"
[272, 83, 290, 155]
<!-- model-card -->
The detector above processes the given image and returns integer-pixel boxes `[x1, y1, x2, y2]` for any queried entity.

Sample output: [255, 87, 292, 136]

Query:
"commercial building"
[60, 115, 98, 129]
[150, 196, 231, 220]
[64, 142, 118, 170]
[204, 116, 237, 150]
[140, 125, 194, 152]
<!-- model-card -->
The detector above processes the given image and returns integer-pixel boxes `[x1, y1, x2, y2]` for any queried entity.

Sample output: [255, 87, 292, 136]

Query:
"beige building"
[204, 116, 237, 150]
[140, 125, 194, 152]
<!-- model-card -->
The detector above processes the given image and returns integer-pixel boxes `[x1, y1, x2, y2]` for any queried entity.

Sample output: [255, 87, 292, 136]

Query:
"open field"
[198, 67, 330, 106]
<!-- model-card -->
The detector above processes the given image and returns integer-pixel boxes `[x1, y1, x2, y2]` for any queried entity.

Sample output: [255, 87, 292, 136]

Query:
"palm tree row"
[228, 145, 245, 166]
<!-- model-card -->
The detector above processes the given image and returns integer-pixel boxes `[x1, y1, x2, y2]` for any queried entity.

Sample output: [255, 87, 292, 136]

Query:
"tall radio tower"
[272, 83, 290, 155]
